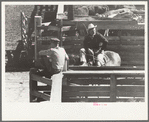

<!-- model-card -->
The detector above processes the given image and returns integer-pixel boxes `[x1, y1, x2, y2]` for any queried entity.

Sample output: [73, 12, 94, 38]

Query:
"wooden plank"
[64, 40, 131, 46]
[119, 52, 144, 58]
[117, 79, 144, 85]
[63, 86, 110, 92]
[121, 57, 144, 61]
[63, 36, 144, 43]
[120, 36, 144, 41]
[122, 60, 144, 66]
[50, 73, 63, 103]
[116, 72, 144, 77]
[62, 20, 144, 30]
[35, 16, 42, 67]
[36, 85, 51, 91]
[107, 45, 144, 51]
[117, 86, 144, 92]
[67, 78, 145, 85]
[110, 75, 117, 102]
[62, 98, 110, 102]
[117, 91, 144, 97]
[31, 91, 50, 101]
[65, 73, 144, 79]
[116, 98, 145, 102]
[66, 79, 110, 85]
[29, 68, 38, 102]
[65, 46, 144, 54]
[31, 74, 52, 86]
[63, 70, 145, 76]
[110, 40, 144, 45]
[37, 25, 60, 31]
[63, 91, 110, 97]
[68, 66, 144, 70]
[121, 55, 144, 60]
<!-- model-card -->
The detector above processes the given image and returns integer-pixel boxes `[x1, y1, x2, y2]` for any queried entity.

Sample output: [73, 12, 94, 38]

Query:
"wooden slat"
[119, 52, 144, 58]
[116, 72, 144, 77]
[68, 66, 144, 71]
[64, 36, 144, 43]
[66, 79, 144, 85]
[117, 86, 144, 92]
[109, 40, 144, 45]
[31, 74, 52, 86]
[62, 20, 144, 30]
[122, 60, 144, 66]
[30, 68, 38, 102]
[110, 75, 116, 102]
[117, 79, 144, 85]
[120, 36, 144, 41]
[50, 73, 63, 103]
[67, 79, 109, 85]
[121, 56, 144, 61]
[31, 91, 50, 101]
[63, 86, 110, 92]
[63, 70, 145, 75]
[67, 46, 144, 53]
[36, 85, 51, 91]
[64, 72, 144, 79]
[62, 98, 110, 102]
[116, 98, 145, 102]
[37, 25, 60, 31]
[63, 91, 110, 97]
[117, 91, 144, 97]
[107, 45, 144, 51]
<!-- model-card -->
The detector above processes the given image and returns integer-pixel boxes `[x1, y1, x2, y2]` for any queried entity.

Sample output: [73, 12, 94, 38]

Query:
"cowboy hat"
[88, 23, 97, 30]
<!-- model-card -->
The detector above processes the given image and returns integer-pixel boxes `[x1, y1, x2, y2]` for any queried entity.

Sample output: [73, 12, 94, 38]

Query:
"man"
[39, 38, 69, 103]
[39, 38, 69, 77]
[80, 23, 108, 66]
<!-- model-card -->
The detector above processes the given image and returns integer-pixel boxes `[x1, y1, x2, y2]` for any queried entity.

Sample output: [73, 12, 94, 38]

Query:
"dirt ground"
[5, 71, 30, 102]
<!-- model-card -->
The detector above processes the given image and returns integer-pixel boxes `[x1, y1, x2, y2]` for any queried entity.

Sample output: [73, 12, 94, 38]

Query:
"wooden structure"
[21, 12, 29, 50]
[62, 19, 144, 66]
[30, 67, 145, 102]
[29, 5, 145, 102]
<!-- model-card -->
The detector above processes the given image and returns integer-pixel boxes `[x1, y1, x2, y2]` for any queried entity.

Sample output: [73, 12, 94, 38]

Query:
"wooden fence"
[29, 67, 145, 102]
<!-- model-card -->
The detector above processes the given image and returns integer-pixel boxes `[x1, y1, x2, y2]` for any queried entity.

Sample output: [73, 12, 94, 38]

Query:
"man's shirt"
[83, 32, 108, 53]
[39, 47, 69, 70]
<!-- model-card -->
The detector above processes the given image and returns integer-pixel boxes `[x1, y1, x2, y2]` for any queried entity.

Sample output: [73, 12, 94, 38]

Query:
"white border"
[2, 1, 148, 121]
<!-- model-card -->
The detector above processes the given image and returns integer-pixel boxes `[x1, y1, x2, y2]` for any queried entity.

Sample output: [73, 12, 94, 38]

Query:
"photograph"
[2, 1, 148, 121]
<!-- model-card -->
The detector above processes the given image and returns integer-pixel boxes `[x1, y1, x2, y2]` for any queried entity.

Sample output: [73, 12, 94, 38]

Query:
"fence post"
[50, 73, 63, 103]
[110, 74, 117, 102]
[58, 19, 63, 47]
[34, 16, 42, 66]
[29, 68, 37, 102]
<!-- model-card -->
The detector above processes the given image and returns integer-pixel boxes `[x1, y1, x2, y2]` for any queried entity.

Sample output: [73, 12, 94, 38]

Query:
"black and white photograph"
[2, 1, 148, 121]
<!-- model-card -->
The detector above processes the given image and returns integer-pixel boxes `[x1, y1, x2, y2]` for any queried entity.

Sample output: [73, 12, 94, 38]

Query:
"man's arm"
[83, 36, 94, 55]
[63, 48, 69, 60]
[39, 50, 48, 56]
